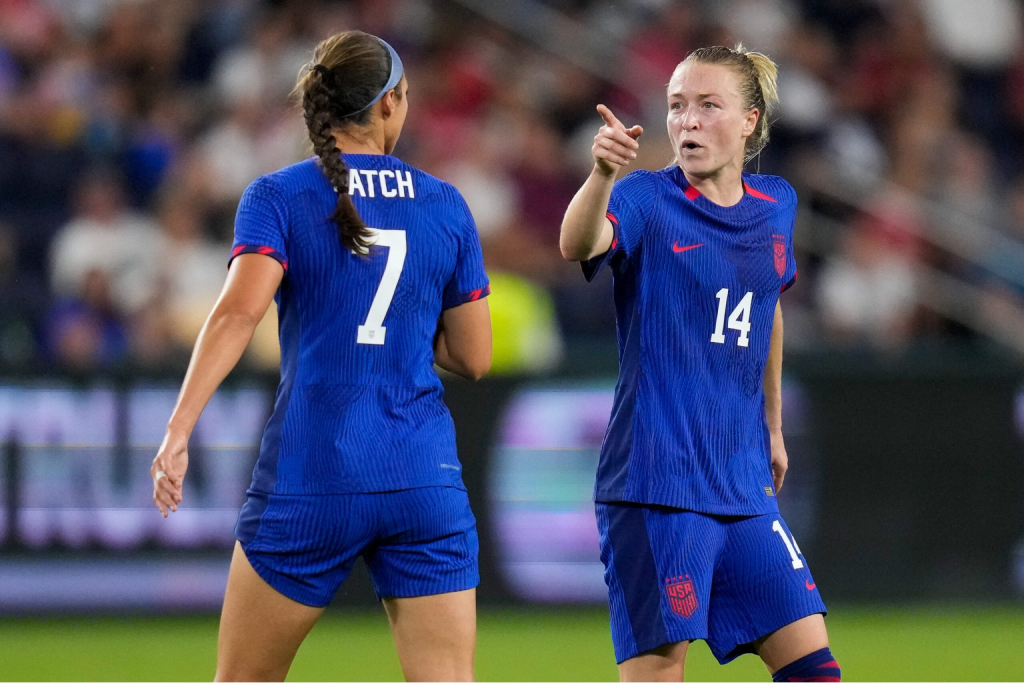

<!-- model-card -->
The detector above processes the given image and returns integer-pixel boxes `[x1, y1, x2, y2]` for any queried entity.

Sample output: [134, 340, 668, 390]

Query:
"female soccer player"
[559, 46, 839, 682]
[150, 31, 491, 682]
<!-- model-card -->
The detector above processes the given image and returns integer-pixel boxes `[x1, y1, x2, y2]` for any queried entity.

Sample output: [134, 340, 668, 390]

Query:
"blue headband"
[355, 38, 404, 114]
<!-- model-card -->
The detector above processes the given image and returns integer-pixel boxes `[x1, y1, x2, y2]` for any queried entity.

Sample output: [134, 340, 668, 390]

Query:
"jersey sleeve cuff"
[780, 271, 797, 293]
[580, 212, 620, 282]
[229, 245, 288, 271]
[442, 284, 490, 310]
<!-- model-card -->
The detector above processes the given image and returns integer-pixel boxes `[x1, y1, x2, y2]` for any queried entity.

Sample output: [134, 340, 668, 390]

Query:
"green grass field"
[2, 605, 1023, 681]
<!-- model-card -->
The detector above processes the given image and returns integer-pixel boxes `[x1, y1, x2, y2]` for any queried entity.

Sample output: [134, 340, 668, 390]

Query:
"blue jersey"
[230, 154, 489, 495]
[583, 167, 798, 516]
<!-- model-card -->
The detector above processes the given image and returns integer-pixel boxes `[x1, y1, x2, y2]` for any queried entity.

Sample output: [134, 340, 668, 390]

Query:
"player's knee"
[771, 647, 840, 682]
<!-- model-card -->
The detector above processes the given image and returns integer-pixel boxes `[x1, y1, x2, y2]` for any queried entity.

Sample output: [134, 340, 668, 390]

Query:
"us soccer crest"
[772, 234, 787, 277]
[665, 575, 698, 618]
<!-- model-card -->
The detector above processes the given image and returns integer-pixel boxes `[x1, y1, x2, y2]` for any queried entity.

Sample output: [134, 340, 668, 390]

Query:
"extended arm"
[764, 300, 787, 493]
[560, 170, 616, 261]
[151, 254, 283, 516]
[559, 105, 642, 262]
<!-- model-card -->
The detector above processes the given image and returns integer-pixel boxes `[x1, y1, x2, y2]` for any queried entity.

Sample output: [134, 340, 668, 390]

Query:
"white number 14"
[710, 288, 752, 347]
[772, 520, 804, 569]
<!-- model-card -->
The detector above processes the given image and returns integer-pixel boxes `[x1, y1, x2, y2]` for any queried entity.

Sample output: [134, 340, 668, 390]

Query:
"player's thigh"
[368, 487, 480, 681]
[596, 503, 724, 674]
[705, 514, 826, 665]
[236, 491, 373, 607]
[618, 641, 690, 683]
[367, 487, 480, 601]
[216, 541, 324, 682]
[754, 613, 829, 673]
[382, 588, 477, 682]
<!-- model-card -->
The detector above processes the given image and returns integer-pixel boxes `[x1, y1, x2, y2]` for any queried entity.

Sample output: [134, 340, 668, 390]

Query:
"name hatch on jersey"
[347, 168, 415, 199]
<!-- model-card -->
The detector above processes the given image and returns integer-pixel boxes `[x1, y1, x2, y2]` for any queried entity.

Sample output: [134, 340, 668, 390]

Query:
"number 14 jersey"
[583, 167, 798, 516]
[231, 155, 489, 495]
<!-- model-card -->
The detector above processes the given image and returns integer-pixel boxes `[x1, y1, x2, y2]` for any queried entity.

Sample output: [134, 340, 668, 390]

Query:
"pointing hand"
[593, 104, 644, 177]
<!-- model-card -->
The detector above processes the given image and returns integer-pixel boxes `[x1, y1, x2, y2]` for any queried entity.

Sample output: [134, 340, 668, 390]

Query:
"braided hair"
[293, 31, 400, 253]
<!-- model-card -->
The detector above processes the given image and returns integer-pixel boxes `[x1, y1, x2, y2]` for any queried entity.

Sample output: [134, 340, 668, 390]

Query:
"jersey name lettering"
[347, 168, 416, 199]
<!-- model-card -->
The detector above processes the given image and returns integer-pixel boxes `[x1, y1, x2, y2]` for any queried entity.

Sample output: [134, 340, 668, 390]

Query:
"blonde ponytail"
[736, 44, 779, 162]
[675, 44, 780, 164]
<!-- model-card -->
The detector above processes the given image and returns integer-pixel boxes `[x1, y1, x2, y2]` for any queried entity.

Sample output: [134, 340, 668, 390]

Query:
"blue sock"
[771, 647, 841, 682]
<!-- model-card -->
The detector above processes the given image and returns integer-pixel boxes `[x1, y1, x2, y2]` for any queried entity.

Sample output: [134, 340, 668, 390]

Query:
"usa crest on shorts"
[665, 575, 698, 618]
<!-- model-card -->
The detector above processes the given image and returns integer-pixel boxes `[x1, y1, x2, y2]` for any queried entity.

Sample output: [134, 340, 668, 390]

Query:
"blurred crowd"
[3, 0, 1024, 373]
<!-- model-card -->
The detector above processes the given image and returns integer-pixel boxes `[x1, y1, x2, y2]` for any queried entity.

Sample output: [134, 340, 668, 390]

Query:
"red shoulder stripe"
[744, 182, 777, 202]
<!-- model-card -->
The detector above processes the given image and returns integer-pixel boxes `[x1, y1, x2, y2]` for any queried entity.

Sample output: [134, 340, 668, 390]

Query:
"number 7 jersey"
[230, 155, 489, 495]
[582, 167, 798, 516]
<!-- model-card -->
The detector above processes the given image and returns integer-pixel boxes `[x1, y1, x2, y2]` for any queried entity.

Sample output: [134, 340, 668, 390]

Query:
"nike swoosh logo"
[806, 580, 816, 590]
[673, 242, 704, 253]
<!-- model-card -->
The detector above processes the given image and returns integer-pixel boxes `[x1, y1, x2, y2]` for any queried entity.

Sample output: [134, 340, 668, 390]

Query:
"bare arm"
[559, 105, 643, 262]
[151, 254, 283, 516]
[561, 170, 616, 262]
[764, 300, 787, 493]
[434, 298, 491, 381]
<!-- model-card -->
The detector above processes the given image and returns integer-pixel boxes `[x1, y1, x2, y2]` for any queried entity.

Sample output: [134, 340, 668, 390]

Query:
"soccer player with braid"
[560, 46, 840, 682]
[150, 31, 491, 681]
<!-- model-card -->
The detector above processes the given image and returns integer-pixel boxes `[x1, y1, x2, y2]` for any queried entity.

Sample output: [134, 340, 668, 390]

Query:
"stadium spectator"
[775, 22, 836, 137]
[129, 301, 186, 369]
[210, 10, 308, 107]
[818, 227, 917, 349]
[920, 0, 1021, 69]
[44, 269, 129, 369]
[624, 2, 699, 102]
[0, 224, 47, 364]
[439, 124, 519, 241]
[196, 97, 304, 204]
[929, 133, 1000, 264]
[50, 171, 162, 314]
[153, 189, 230, 350]
[510, 116, 578, 249]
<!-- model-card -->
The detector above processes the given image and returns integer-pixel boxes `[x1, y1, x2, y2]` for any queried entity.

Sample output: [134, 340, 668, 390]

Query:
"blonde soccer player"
[560, 46, 839, 682]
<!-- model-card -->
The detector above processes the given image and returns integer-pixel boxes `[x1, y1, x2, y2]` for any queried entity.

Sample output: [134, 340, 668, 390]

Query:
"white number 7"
[357, 229, 407, 346]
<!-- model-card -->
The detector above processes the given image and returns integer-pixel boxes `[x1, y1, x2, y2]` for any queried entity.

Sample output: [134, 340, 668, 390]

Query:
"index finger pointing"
[596, 104, 622, 130]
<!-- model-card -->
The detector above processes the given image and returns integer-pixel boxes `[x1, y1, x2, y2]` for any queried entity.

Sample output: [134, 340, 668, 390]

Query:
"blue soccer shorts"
[234, 486, 479, 607]
[596, 502, 827, 664]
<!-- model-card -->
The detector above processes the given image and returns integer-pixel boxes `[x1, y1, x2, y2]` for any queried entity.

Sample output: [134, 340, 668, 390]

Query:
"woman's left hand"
[151, 428, 189, 517]
[770, 431, 788, 494]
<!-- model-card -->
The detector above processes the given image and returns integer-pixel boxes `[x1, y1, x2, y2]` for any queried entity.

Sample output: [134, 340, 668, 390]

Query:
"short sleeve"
[779, 191, 798, 293]
[442, 196, 490, 310]
[229, 176, 289, 271]
[581, 171, 653, 282]
[781, 260, 797, 292]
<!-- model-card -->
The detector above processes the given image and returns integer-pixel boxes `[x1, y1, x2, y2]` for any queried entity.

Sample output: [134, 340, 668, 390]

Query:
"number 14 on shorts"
[772, 519, 804, 569]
